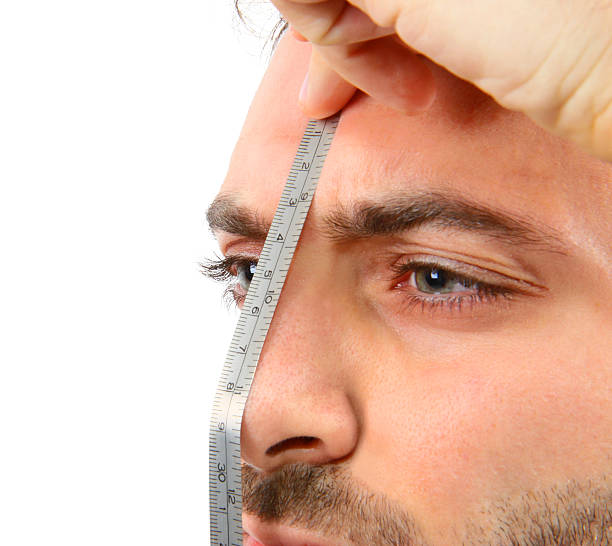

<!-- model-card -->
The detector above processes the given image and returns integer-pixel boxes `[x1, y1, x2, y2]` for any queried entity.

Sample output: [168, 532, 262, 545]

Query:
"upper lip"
[243, 513, 342, 546]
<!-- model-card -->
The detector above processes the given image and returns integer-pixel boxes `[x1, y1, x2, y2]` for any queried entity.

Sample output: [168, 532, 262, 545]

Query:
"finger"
[299, 47, 357, 118]
[313, 36, 436, 115]
[272, 0, 394, 45]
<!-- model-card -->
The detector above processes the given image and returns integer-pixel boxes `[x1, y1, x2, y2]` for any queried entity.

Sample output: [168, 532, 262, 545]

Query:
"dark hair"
[234, 0, 288, 52]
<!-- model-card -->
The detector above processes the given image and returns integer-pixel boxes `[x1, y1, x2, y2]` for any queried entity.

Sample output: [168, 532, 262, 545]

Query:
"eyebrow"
[206, 195, 270, 240]
[206, 192, 567, 253]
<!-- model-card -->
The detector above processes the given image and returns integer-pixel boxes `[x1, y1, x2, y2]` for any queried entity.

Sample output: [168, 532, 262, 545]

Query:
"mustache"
[242, 462, 426, 546]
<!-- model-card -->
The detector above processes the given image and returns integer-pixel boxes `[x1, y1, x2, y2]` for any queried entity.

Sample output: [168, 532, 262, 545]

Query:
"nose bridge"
[258, 228, 346, 382]
[263, 265, 336, 365]
[240, 239, 360, 471]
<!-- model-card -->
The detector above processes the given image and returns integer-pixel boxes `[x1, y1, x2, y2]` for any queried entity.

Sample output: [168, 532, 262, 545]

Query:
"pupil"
[426, 268, 447, 289]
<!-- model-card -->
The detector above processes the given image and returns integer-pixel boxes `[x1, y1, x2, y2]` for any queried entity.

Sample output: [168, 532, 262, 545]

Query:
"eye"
[199, 254, 259, 308]
[236, 261, 257, 293]
[411, 267, 475, 295]
[390, 257, 518, 314]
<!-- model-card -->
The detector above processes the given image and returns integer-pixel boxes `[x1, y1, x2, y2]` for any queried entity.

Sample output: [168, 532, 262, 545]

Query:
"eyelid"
[219, 237, 266, 258]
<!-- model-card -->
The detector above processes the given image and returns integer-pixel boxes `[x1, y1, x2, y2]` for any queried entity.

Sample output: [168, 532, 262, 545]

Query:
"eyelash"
[200, 255, 515, 314]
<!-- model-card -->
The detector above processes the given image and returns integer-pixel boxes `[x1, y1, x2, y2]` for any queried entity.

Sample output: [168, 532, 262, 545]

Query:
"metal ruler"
[209, 114, 341, 546]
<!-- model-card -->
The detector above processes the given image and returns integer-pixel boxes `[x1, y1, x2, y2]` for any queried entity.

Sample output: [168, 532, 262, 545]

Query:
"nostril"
[265, 436, 321, 456]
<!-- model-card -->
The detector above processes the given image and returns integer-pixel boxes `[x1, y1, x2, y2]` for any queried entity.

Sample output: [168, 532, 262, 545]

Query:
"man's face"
[209, 36, 612, 545]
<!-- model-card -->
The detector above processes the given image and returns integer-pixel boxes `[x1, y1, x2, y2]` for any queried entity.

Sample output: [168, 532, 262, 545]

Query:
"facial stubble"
[242, 463, 611, 545]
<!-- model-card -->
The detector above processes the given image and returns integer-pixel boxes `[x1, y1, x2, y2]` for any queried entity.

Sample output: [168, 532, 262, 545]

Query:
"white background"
[0, 1, 279, 543]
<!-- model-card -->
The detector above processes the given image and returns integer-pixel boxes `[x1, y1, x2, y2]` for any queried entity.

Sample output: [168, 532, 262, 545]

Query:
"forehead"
[220, 36, 612, 254]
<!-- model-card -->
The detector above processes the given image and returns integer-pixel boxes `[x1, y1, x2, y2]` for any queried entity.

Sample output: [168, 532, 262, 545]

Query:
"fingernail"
[299, 72, 309, 105]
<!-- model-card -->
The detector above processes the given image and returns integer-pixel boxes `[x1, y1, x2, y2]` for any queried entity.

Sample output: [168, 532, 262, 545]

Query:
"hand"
[271, 0, 612, 161]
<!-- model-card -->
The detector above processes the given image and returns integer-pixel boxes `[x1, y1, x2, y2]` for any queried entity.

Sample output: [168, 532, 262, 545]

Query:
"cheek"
[350, 330, 612, 522]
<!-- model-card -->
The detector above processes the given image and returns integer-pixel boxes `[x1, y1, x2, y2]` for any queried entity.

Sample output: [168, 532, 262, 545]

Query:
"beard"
[242, 463, 611, 545]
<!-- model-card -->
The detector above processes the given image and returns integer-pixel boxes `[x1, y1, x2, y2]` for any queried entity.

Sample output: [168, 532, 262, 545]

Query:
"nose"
[240, 247, 360, 472]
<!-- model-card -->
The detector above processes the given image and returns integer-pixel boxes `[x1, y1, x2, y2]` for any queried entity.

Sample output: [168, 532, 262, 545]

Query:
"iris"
[237, 262, 257, 292]
[414, 267, 474, 294]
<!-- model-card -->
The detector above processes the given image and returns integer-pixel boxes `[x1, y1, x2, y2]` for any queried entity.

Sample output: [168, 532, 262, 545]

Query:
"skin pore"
[205, 35, 612, 545]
